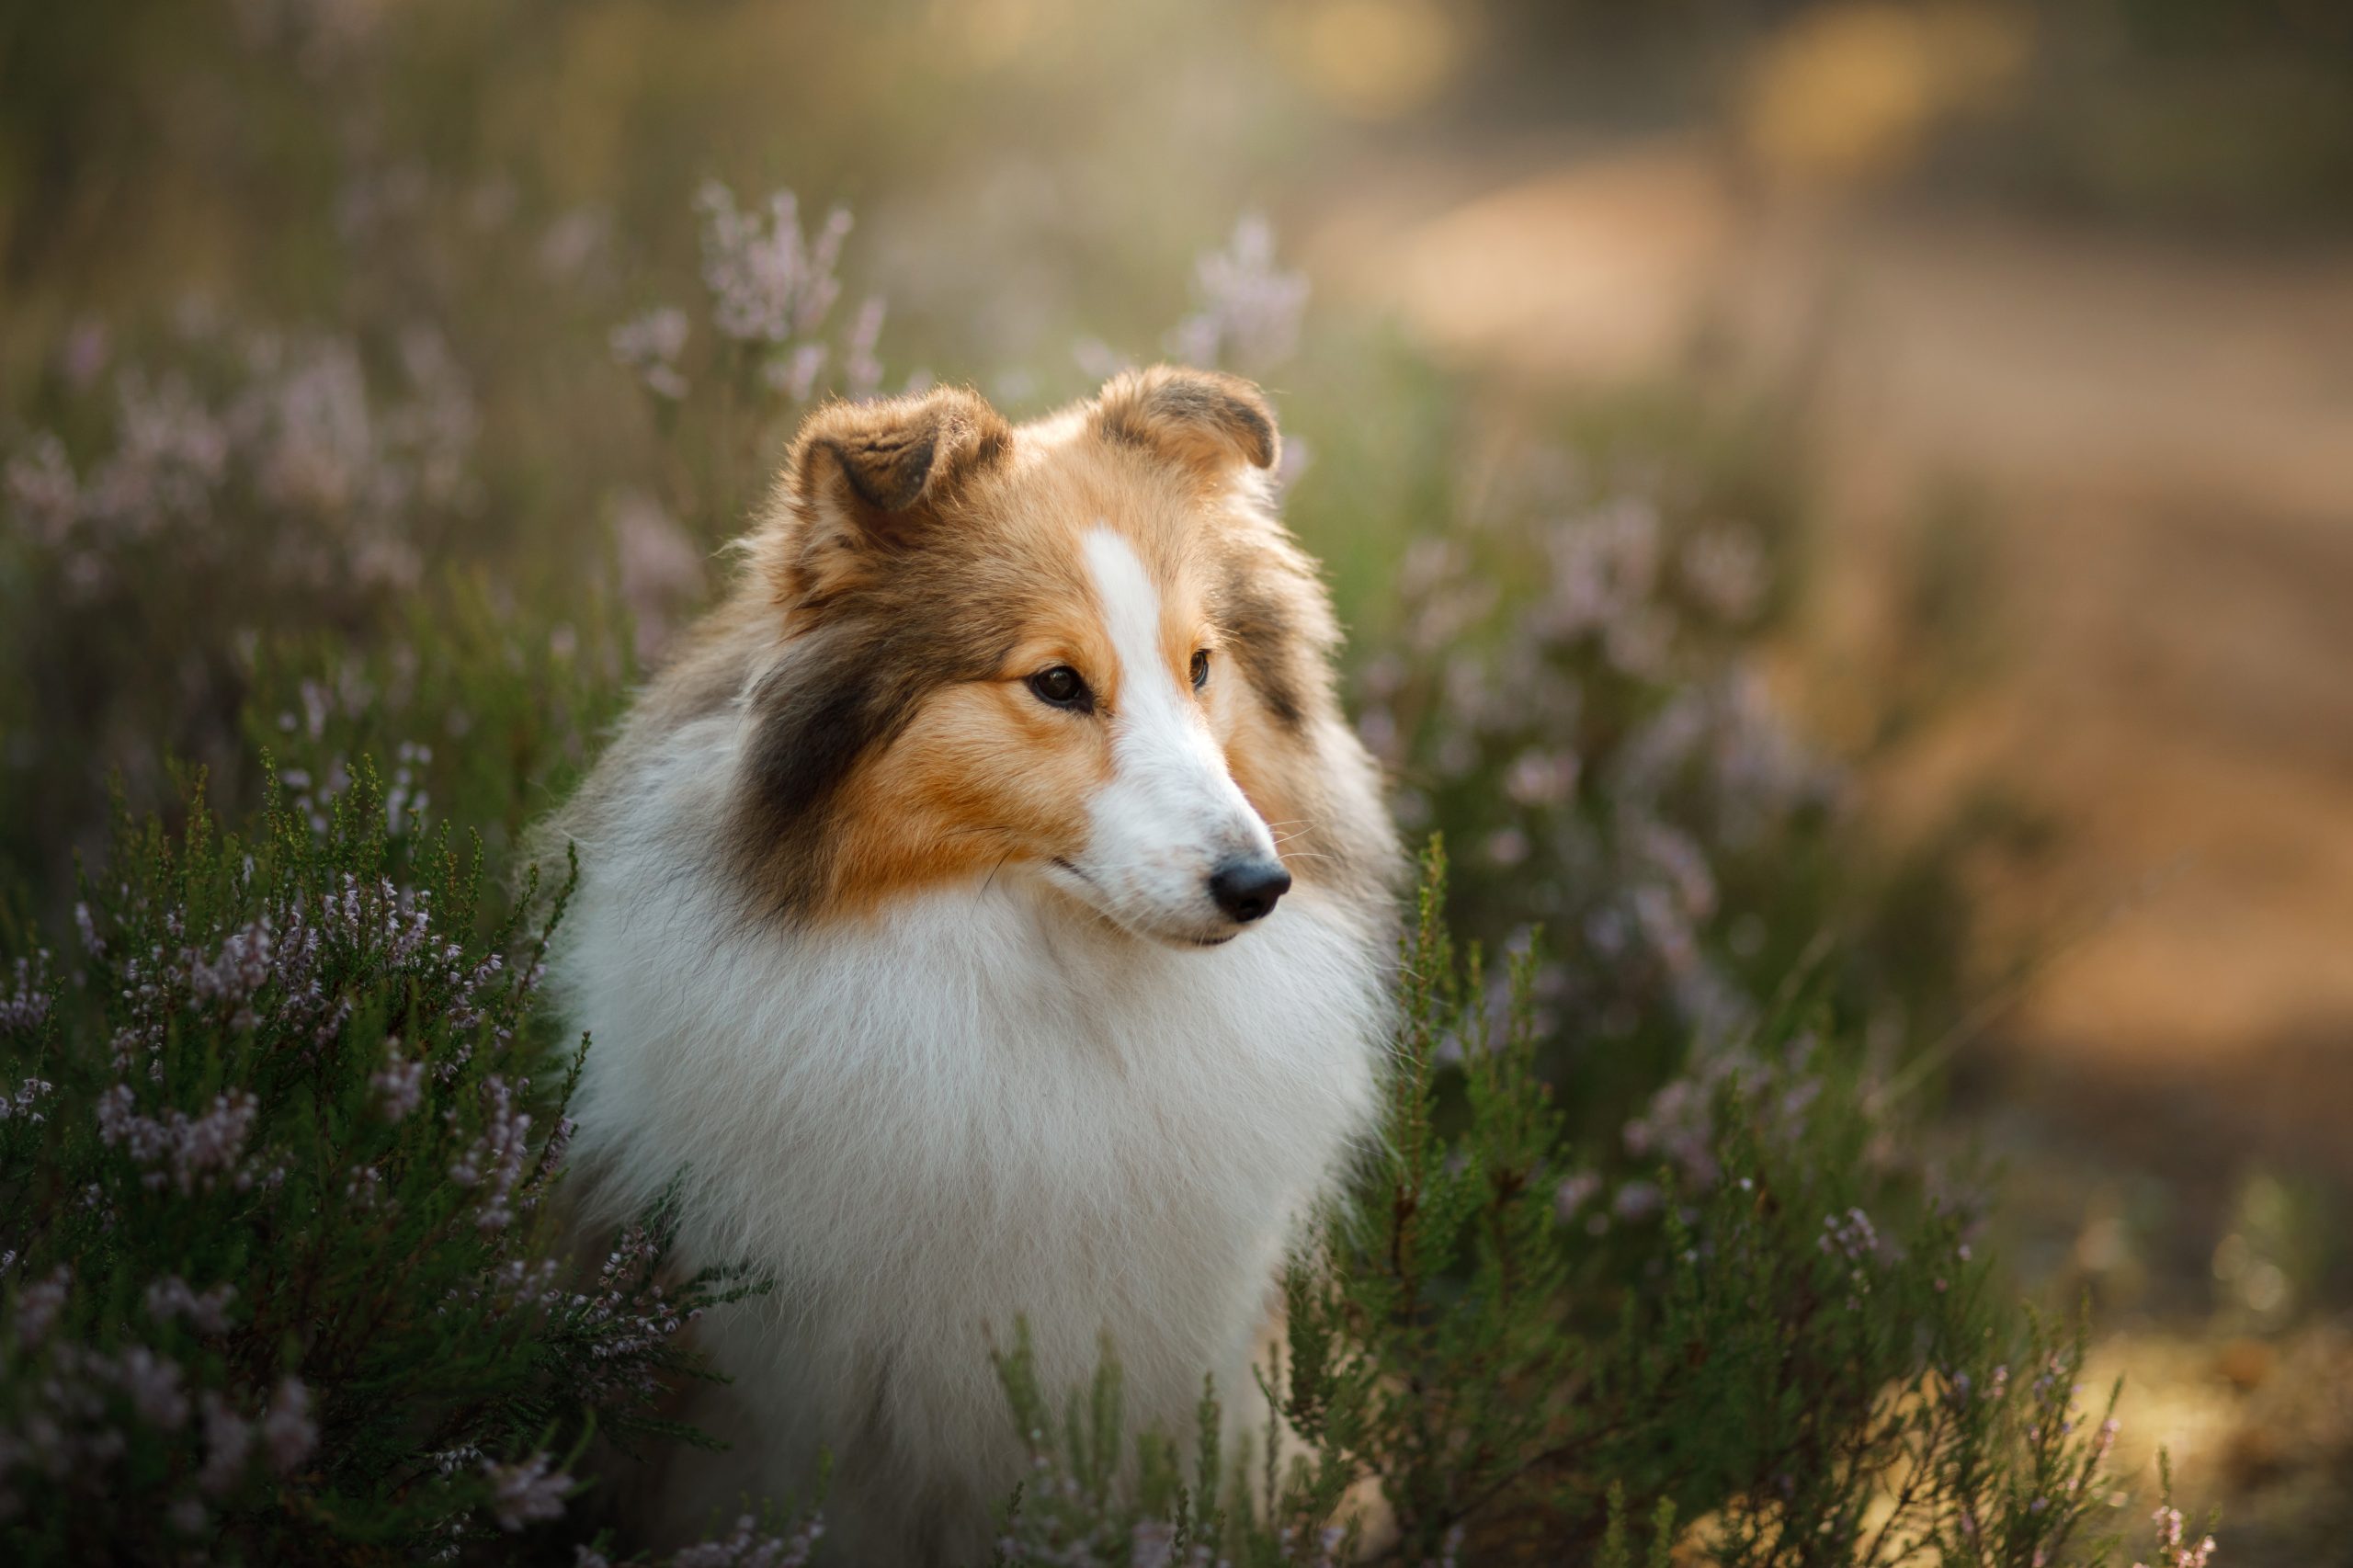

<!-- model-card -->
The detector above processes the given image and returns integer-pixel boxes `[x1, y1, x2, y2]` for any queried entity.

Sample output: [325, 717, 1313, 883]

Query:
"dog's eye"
[1028, 665, 1092, 711]
[1189, 650, 1211, 690]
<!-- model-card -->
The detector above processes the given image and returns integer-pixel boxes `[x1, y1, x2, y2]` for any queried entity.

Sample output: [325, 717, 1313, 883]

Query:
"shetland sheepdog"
[545, 369, 1399, 1565]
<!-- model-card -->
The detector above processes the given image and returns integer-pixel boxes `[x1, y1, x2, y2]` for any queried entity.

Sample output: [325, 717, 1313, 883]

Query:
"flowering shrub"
[0, 176, 895, 907]
[1346, 414, 1982, 1190]
[222, 177, 895, 865]
[0, 767, 779, 1562]
[1359, 457, 1822, 1040]
[0, 319, 486, 889]
[237, 578, 635, 873]
[605, 179, 897, 564]
[2132, 1468, 2219, 1568]
[984, 846, 2157, 1566]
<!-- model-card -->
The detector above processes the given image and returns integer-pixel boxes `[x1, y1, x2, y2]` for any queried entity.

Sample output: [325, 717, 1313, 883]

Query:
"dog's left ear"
[1096, 366, 1279, 477]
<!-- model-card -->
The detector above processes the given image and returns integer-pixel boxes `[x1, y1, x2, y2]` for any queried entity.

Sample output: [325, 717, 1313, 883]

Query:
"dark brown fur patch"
[733, 607, 1029, 923]
[699, 389, 1049, 918]
[1211, 553, 1308, 732]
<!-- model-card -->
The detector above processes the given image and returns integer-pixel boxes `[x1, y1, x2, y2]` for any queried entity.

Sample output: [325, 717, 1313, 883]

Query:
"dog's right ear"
[763, 386, 1012, 603]
[1095, 366, 1279, 478]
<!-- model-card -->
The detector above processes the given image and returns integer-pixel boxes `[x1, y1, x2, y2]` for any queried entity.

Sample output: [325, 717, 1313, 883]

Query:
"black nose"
[1208, 857, 1291, 924]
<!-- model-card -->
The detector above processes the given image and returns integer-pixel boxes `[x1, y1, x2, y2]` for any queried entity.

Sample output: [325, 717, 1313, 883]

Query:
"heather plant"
[0, 175, 889, 898]
[984, 846, 2153, 1566]
[1074, 214, 1313, 391]
[1161, 216, 1312, 380]
[0, 766, 801, 1563]
[607, 179, 899, 562]
[230, 176, 893, 851]
[238, 576, 637, 876]
[0, 320, 484, 892]
[1348, 426, 1980, 1165]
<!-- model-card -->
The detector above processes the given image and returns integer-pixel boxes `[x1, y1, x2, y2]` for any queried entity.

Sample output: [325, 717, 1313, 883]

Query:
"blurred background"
[3, 0, 2349, 1555]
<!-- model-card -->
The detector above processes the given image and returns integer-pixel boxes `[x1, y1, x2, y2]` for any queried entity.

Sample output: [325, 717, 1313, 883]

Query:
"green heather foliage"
[984, 847, 2153, 1567]
[0, 769, 797, 1564]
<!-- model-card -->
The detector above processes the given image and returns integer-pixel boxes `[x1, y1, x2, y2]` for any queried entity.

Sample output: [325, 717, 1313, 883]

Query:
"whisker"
[980, 847, 1017, 900]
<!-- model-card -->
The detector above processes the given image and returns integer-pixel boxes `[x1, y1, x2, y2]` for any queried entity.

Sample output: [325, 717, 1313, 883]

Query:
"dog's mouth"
[1047, 858, 1243, 949]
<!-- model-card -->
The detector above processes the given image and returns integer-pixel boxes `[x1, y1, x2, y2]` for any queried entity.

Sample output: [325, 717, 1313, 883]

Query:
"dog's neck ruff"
[566, 864, 1383, 1280]
[557, 844, 1383, 1562]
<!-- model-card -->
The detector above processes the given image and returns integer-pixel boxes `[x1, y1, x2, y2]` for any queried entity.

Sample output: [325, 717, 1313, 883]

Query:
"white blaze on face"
[1074, 526, 1278, 943]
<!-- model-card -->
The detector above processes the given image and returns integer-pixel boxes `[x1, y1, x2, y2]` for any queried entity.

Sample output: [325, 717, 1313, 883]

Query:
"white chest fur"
[559, 852, 1384, 1562]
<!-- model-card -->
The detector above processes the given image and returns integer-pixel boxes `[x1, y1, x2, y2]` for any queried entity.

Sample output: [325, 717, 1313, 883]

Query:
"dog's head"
[729, 369, 1345, 947]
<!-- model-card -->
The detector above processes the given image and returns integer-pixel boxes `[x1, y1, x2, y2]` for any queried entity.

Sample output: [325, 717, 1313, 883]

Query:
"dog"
[543, 368, 1399, 1564]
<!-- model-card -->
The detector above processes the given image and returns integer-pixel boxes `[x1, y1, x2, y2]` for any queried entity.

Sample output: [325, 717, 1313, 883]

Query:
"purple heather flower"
[1503, 748, 1580, 808]
[113, 1346, 190, 1430]
[1483, 826, 1530, 868]
[97, 1086, 259, 1195]
[0, 1074, 54, 1123]
[763, 340, 827, 402]
[484, 1449, 570, 1530]
[695, 182, 849, 346]
[143, 1277, 237, 1336]
[1819, 1208, 1881, 1265]
[1612, 1179, 1665, 1222]
[449, 1074, 533, 1229]
[188, 919, 274, 1029]
[614, 491, 708, 664]
[1553, 1171, 1602, 1222]
[610, 307, 691, 400]
[372, 1041, 425, 1121]
[842, 297, 886, 401]
[262, 1376, 315, 1473]
[1166, 215, 1308, 375]
[244, 336, 375, 516]
[197, 1392, 256, 1495]
[538, 208, 614, 283]
[13, 1267, 72, 1345]
[2135, 1504, 2220, 1568]
[666, 1511, 827, 1568]
[88, 369, 230, 529]
[1071, 335, 1128, 382]
[59, 319, 110, 389]
[4, 433, 81, 547]
[1680, 522, 1768, 622]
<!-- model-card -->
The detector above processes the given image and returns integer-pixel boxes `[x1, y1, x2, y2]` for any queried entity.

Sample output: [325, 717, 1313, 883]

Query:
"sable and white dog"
[544, 369, 1398, 1565]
